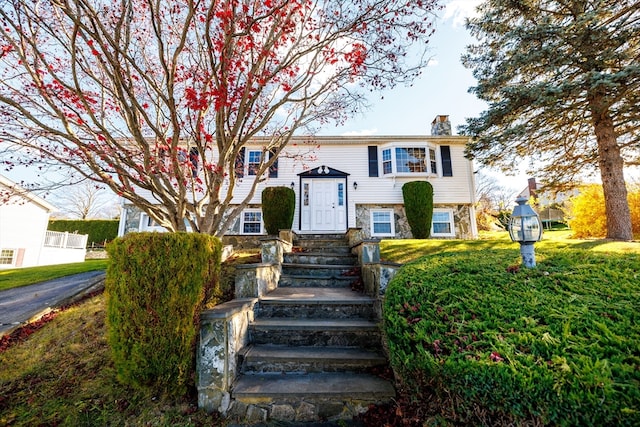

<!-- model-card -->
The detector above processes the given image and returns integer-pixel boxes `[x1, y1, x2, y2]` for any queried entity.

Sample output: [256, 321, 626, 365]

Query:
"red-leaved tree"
[0, 0, 439, 235]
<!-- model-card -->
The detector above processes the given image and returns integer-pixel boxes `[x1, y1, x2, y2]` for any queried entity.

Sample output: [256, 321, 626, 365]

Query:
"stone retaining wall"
[197, 299, 256, 414]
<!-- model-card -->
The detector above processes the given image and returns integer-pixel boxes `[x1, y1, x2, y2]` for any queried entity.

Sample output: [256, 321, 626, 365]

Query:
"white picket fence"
[43, 231, 88, 249]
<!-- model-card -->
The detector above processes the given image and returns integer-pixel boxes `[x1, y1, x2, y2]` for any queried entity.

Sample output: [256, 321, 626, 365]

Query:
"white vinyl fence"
[44, 231, 88, 249]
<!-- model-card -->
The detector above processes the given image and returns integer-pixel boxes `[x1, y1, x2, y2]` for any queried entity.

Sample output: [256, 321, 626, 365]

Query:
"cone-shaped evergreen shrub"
[402, 181, 434, 239]
[105, 232, 221, 397]
[262, 186, 295, 235]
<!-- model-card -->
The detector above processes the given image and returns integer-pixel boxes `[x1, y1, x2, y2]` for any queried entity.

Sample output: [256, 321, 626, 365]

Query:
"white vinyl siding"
[431, 209, 455, 237]
[371, 209, 395, 237]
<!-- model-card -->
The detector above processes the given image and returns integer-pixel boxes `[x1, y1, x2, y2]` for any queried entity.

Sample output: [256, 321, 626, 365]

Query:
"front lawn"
[382, 231, 640, 426]
[0, 259, 109, 292]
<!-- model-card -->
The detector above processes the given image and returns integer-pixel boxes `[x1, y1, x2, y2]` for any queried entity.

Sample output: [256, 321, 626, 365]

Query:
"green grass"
[0, 259, 109, 291]
[380, 230, 640, 264]
[0, 251, 252, 426]
[383, 231, 640, 425]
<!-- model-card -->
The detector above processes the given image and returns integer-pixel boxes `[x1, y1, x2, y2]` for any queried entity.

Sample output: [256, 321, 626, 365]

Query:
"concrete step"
[249, 318, 381, 347]
[255, 287, 376, 319]
[232, 372, 395, 421]
[293, 236, 350, 253]
[284, 252, 357, 265]
[281, 263, 360, 278]
[293, 245, 352, 255]
[278, 274, 357, 288]
[240, 345, 388, 373]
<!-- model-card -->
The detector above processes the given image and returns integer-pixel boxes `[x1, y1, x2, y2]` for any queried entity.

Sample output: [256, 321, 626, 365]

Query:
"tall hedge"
[105, 232, 221, 397]
[262, 186, 295, 235]
[48, 219, 119, 247]
[402, 181, 434, 239]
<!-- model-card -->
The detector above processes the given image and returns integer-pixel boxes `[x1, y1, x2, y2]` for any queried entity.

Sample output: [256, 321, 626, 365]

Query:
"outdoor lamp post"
[509, 197, 543, 268]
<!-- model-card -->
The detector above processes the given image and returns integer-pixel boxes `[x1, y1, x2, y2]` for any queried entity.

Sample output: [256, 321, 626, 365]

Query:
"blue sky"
[324, 0, 486, 137]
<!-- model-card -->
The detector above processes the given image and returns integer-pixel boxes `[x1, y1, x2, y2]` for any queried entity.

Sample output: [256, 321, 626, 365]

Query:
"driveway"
[0, 270, 106, 336]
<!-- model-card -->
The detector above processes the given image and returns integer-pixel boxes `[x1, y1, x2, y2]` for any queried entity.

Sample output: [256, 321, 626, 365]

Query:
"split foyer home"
[118, 115, 478, 240]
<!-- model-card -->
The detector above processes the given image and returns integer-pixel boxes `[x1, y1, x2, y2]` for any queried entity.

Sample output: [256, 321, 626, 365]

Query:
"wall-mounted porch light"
[353, 182, 358, 190]
[290, 182, 295, 190]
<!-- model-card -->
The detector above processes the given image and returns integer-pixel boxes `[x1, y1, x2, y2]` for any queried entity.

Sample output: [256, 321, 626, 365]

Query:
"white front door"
[301, 178, 347, 232]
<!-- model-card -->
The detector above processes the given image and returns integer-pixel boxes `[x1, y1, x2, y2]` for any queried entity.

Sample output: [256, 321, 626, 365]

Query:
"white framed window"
[0, 249, 16, 266]
[382, 148, 393, 174]
[380, 145, 438, 175]
[139, 213, 165, 232]
[431, 209, 455, 237]
[247, 150, 262, 176]
[241, 210, 263, 234]
[370, 209, 395, 237]
[429, 148, 437, 174]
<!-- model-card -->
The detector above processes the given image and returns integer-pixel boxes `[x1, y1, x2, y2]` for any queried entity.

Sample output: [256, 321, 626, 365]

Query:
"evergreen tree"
[461, 0, 639, 240]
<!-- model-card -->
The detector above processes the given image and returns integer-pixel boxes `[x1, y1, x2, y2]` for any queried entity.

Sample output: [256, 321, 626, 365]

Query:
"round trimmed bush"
[262, 186, 295, 235]
[402, 181, 434, 239]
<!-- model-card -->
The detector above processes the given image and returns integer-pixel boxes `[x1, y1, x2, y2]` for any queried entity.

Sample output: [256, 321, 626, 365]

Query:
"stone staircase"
[230, 234, 395, 422]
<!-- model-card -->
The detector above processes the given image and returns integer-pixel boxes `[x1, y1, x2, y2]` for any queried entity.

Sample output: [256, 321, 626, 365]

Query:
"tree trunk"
[591, 107, 633, 240]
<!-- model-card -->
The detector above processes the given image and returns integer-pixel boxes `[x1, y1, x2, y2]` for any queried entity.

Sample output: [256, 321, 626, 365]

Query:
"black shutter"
[440, 146, 453, 177]
[235, 147, 245, 178]
[268, 150, 278, 178]
[368, 146, 379, 177]
[189, 147, 199, 177]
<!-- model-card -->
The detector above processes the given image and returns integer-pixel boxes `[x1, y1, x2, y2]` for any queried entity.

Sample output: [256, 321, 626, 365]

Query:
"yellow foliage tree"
[568, 184, 640, 239]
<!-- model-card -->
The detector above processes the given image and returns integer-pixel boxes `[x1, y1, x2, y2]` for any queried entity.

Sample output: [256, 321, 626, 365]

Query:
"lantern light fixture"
[509, 197, 543, 268]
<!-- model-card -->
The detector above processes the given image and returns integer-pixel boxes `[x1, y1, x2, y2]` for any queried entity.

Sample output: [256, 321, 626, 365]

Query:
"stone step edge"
[241, 345, 387, 364]
[232, 372, 395, 400]
[258, 297, 375, 306]
[279, 273, 356, 280]
[282, 263, 359, 269]
[285, 253, 355, 259]
[251, 318, 379, 331]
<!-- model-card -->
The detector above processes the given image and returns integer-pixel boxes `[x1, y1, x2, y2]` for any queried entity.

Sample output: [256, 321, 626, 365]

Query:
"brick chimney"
[431, 115, 452, 136]
[528, 178, 537, 198]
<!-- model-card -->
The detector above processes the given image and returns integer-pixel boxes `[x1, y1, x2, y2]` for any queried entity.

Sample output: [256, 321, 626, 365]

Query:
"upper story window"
[247, 150, 262, 176]
[380, 146, 437, 176]
[368, 144, 453, 178]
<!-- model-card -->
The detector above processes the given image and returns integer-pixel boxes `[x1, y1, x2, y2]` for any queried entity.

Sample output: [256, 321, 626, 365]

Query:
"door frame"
[297, 165, 350, 233]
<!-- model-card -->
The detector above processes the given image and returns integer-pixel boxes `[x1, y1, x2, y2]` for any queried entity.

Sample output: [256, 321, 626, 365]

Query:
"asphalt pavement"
[0, 270, 106, 336]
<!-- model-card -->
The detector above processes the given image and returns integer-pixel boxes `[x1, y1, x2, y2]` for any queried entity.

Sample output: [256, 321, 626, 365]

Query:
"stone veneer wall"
[355, 204, 475, 240]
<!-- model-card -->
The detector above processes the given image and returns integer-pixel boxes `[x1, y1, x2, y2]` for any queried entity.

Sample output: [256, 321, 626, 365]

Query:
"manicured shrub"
[48, 219, 119, 247]
[384, 249, 640, 426]
[105, 232, 221, 397]
[262, 186, 295, 235]
[402, 181, 433, 238]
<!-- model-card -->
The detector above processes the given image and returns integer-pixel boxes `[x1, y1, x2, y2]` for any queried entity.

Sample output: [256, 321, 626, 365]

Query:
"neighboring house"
[517, 178, 576, 225]
[119, 115, 478, 240]
[0, 175, 87, 268]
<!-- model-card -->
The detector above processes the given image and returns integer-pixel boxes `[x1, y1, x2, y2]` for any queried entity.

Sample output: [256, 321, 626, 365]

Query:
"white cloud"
[340, 128, 379, 136]
[443, 0, 482, 28]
